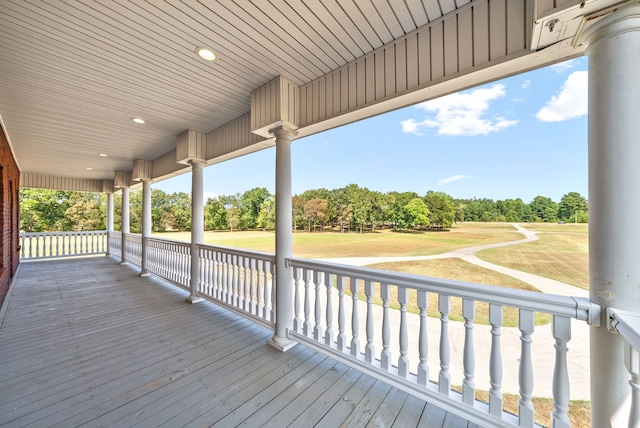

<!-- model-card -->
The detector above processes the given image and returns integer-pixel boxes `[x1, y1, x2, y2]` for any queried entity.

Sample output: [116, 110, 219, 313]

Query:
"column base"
[186, 295, 204, 304]
[139, 271, 150, 277]
[268, 334, 297, 352]
[119, 260, 128, 265]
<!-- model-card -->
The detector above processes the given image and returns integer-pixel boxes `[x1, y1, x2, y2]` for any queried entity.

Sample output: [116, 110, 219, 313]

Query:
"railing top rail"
[608, 308, 640, 350]
[146, 236, 189, 244]
[197, 242, 276, 262]
[21, 230, 107, 236]
[288, 256, 601, 324]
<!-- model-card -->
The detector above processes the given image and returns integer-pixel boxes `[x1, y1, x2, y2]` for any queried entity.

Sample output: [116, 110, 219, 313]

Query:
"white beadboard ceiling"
[0, 0, 618, 184]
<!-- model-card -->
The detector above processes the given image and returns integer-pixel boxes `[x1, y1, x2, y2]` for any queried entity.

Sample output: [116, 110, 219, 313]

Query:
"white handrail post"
[268, 126, 298, 352]
[187, 160, 205, 304]
[580, 7, 640, 426]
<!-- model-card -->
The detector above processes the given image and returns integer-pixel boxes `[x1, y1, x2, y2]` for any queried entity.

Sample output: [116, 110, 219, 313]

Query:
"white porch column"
[583, 7, 640, 428]
[268, 126, 298, 352]
[106, 192, 114, 256]
[140, 179, 152, 276]
[120, 187, 130, 265]
[186, 160, 205, 304]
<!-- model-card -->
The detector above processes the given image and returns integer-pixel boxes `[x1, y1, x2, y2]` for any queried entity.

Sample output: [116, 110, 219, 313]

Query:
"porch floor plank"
[0, 257, 474, 427]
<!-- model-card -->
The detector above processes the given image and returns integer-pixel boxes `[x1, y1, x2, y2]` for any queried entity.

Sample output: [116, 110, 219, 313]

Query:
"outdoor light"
[195, 46, 217, 61]
[98, 153, 108, 157]
[131, 117, 145, 124]
[86, 167, 93, 170]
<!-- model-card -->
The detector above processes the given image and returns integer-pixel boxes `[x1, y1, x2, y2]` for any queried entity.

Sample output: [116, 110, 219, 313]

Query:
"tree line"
[19, 186, 588, 233]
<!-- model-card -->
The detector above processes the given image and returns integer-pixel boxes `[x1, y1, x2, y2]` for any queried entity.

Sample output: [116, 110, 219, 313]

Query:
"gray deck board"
[0, 257, 475, 428]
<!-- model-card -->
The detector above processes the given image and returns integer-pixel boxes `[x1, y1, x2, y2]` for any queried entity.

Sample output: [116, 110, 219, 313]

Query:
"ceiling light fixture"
[98, 153, 108, 157]
[195, 46, 217, 61]
[132, 117, 145, 124]
[86, 167, 94, 170]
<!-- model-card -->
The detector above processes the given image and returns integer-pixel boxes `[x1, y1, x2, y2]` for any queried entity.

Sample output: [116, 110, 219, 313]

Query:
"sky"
[155, 57, 588, 204]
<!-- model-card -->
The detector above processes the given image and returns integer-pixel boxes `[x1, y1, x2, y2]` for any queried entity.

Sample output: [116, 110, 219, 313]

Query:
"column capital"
[576, 4, 640, 50]
[188, 159, 206, 169]
[269, 125, 298, 141]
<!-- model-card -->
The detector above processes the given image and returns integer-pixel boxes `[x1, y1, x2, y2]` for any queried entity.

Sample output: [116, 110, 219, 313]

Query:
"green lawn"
[155, 222, 522, 257]
[477, 223, 589, 289]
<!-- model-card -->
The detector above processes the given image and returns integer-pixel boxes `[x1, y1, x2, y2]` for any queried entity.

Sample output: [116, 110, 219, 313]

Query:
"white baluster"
[381, 282, 391, 370]
[337, 275, 346, 352]
[222, 253, 229, 302]
[398, 286, 409, 378]
[249, 259, 257, 314]
[324, 272, 334, 346]
[258, 260, 265, 318]
[489, 303, 504, 418]
[268, 261, 275, 322]
[418, 290, 429, 386]
[34, 234, 39, 258]
[232, 254, 239, 307]
[216, 251, 223, 300]
[519, 309, 535, 427]
[364, 280, 375, 364]
[439, 295, 451, 395]
[244, 257, 251, 312]
[314, 271, 323, 341]
[48, 233, 53, 257]
[304, 268, 313, 337]
[552, 315, 571, 428]
[293, 266, 302, 332]
[462, 298, 476, 405]
[350, 277, 360, 357]
[625, 343, 640, 428]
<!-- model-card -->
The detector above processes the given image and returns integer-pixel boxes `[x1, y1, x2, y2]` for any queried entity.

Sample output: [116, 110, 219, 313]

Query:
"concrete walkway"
[318, 223, 591, 400]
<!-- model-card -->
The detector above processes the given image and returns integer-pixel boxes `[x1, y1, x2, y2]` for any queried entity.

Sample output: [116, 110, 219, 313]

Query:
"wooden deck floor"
[0, 257, 477, 427]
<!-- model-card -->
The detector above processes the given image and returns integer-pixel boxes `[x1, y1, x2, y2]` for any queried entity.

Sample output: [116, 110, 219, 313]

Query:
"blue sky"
[155, 58, 588, 204]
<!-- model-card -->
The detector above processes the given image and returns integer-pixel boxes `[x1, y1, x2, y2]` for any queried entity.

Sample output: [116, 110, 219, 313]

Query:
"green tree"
[558, 192, 588, 222]
[65, 193, 106, 230]
[529, 196, 559, 222]
[240, 187, 271, 229]
[423, 191, 455, 228]
[256, 197, 275, 230]
[204, 197, 228, 230]
[20, 189, 73, 231]
[404, 198, 430, 228]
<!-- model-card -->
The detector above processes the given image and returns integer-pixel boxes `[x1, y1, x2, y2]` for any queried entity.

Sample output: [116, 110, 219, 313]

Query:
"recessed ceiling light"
[195, 46, 217, 61]
[132, 117, 145, 124]
[98, 153, 108, 157]
[86, 167, 94, 170]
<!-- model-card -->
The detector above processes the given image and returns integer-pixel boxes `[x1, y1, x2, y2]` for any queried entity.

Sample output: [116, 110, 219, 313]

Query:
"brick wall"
[0, 122, 20, 308]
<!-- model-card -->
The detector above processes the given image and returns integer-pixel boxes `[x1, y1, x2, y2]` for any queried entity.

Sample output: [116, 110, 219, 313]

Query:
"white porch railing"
[123, 233, 142, 267]
[108, 231, 121, 256]
[287, 257, 601, 428]
[20, 231, 108, 260]
[42, 233, 639, 426]
[145, 237, 191, 290]
[197, 244, 276, 328]
[607, 308, 640, 428]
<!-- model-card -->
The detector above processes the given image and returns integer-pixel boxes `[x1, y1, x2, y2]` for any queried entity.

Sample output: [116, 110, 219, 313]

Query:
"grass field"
[154, 222, 589, 292]
[477, 223, 589, 289]
[157, 222, 522, 257]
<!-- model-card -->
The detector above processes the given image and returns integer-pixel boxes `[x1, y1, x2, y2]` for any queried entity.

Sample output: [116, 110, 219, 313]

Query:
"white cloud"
[536, 71, 588, 122]
[438, 175, 471, 185]
[401, 84, 518, 137]
[550, 60, 574, 73]
[521, 79, 531, 89]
